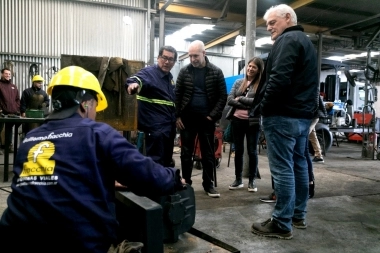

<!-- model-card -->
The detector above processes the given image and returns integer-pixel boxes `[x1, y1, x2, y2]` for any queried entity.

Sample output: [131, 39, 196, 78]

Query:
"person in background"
[0, 66, 186, 253]
[175, 40, 227, 198]
[303, 95, 327, 198]
[0, 68, 21, 154]
[226, 57, 264, 192]
[309, 95, 327, 163]
[20, 75, 50, 135]
[250, 4, 319, 239]
[20, 74, 50, 117]
[126, 45, 177, 167]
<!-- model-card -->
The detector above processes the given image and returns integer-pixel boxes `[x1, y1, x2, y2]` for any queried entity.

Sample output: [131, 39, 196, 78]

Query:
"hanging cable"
[29, 63, 39, 78]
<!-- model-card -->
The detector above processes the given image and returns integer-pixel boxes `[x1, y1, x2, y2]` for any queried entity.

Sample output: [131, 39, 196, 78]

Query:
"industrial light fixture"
[234, 35, 244, 46]
[166, 24, 214, 41]
[327, 51, 380, 62]
[255, 36, 273, 47]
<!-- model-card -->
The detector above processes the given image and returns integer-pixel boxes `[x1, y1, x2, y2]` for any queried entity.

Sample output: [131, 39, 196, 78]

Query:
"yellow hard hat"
[47, 66, 108, 111]
[32, 75, 44, 82]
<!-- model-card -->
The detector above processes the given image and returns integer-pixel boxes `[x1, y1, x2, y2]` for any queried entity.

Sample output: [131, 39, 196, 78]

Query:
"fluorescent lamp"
[255, 37, 273, 47]
[166, 24, 214, 41]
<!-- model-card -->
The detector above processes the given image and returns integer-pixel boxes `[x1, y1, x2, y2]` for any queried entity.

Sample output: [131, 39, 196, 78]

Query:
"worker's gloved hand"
[177, 178, 188, 191]
[109, 240, 144, 253]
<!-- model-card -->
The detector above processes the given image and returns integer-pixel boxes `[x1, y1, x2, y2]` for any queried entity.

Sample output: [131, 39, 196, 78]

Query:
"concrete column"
[245, 0, 257, 62]
[243, 0, 257, 178]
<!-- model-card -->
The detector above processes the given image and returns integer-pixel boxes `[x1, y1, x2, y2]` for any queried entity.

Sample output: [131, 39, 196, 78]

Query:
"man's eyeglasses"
[159, 56, 176, 63]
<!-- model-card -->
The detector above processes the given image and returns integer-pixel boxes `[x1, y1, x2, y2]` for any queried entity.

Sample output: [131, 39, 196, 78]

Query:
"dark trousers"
[305, 138, 315, 181]
[144, 124, 176, 167]
[231, 117, 260, 180]
[180, 113, 215, 190]
[0, 122, 14, 147]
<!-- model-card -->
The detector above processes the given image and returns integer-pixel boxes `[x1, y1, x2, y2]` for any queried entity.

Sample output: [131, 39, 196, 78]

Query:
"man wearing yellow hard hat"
[20, 74, 50, 118]
[0, 66, 186, 252]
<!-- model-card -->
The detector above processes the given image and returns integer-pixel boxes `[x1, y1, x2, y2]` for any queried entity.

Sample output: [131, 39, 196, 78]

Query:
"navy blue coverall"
[126, 65, 176, 167]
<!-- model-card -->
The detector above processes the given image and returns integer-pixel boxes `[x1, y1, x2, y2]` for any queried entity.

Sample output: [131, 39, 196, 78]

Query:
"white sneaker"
[248, 181, 257, 192]
[206, 188, 220, 198]
[229, 180, 244, 190]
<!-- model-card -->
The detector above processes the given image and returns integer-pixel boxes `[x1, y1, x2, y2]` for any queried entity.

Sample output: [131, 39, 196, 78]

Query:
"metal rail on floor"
[188, 227, 240, 253]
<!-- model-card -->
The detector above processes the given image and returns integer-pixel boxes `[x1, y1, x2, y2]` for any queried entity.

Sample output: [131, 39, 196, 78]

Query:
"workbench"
[329, 126, 374, 147]
[0, 117, 45, 182]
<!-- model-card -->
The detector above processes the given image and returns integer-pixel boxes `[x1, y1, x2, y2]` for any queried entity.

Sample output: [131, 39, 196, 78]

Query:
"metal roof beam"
[320, 13, 380, 34]
[364, 26, 380, 49]
[203, 0, 318, 47]
[158, 2, 245, 22]
[217, 0, 230, 22]
[178, 27, 242, 61]
[177, 0, 319, 60]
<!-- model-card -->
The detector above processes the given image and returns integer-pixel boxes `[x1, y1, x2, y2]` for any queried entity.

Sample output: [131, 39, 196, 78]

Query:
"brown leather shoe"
[251, 218, 293, 239]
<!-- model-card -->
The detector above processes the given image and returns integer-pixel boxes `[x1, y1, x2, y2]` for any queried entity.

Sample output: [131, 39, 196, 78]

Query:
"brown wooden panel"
[61, 55, 144, 131]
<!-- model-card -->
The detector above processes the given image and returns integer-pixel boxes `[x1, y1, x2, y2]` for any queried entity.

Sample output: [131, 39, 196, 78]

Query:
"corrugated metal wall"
[0, 0, 147, 95]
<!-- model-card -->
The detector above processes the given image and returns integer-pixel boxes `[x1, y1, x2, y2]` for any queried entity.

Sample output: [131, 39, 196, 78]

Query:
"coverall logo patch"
[20, 141, 56, 177]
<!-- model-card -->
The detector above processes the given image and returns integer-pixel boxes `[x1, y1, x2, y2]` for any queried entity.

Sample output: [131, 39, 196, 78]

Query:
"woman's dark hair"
[239, 57, 265, 93]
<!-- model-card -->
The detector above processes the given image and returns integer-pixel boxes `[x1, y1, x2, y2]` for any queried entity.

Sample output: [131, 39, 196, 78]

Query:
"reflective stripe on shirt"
[136, 95, 175, 107]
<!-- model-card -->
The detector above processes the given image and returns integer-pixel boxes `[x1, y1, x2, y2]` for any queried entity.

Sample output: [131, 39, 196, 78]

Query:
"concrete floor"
[1, 138, 380, 253]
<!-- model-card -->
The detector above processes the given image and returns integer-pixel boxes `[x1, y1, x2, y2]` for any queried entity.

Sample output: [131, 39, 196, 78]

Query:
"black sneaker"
[248, 180, 257, 192]
[292, 218, 307, 229]
[259, 191, 276, 203]
[206, 188, 220, 198]
[312, 157, 324, 163]
[229, 179, 243, 190]
[251, 218, 293, 239]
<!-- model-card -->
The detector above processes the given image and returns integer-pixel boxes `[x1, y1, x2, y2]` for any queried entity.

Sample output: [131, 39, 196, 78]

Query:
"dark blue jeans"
[231, 117, 260, 180]
[263, 116, 311, 231]
[180, 113, 215, 191]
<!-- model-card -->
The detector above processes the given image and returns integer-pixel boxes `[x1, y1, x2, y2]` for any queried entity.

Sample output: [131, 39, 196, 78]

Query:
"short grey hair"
[263, 4, 297, 25]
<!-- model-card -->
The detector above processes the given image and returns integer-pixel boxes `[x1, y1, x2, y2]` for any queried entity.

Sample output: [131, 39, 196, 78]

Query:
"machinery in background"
[343, 49, 379, 159]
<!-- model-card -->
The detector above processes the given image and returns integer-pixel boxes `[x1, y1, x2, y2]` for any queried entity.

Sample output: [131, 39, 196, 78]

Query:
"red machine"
[347, 112, 375, 142]
[192, 127, 223, 169]
[178, 127, 223, 186]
